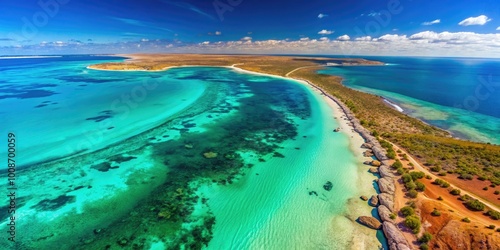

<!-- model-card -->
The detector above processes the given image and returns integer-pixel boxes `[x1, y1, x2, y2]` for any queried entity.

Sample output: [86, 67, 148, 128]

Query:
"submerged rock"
[203, 152, 218, 159]
[323, 181, 333, 191]
[369, 195, 379, 207]
[309, 191, 318, 196]
[184, 144, 194, 149]
[358, 216, 382, 230]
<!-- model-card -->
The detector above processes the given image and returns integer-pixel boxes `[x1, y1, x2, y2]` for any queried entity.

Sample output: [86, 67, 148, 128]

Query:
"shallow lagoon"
[0, 56, 381, 249]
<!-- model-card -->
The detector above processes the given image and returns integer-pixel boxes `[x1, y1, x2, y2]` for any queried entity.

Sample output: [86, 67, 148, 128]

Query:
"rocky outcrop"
[369, 195, 379, 207]
[378, 193, 395, 212]
[369, 167, 379, 174]
[383, 222, 412, 250]
[378, 177, 395, 195]
[358, 216, 382, 230]
[378, 164, 395, 178]
[360, 195, 368, 201]
[370, 160, 382, 167]
[378, 205, 394, 223]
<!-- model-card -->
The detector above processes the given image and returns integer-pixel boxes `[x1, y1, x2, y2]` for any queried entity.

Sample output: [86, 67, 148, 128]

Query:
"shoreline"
[87, 62, 389, 247]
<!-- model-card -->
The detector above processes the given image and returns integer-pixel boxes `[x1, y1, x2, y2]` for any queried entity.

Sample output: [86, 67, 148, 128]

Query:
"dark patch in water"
[108, 155, 137, 163]
[90, 162, 118, 172]
[32, 195, 76, 211]
[86, 110, 114, 122]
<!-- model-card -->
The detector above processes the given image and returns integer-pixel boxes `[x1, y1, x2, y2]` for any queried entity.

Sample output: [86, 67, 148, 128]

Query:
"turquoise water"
[0, 56, 381, 249]
[319, 57, 500, 145]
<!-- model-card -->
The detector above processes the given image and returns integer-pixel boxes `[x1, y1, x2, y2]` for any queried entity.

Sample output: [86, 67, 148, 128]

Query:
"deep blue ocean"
[319, 56, 500, 144]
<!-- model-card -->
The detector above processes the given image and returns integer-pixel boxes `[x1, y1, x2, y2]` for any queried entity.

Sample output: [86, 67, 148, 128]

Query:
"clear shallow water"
[319, 56, 500, 144]
[0, 56, 381, 249]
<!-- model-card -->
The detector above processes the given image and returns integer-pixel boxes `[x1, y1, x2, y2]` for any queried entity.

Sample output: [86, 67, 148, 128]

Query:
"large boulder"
[383, 222, 411, 250]
[358, 216, 382, 230]
[369, 167, 379, 174]
[371, 160, 381, 167]
[378, 177, 396, 195]
[379, 165, 395, 178]
[371, 146, 389, 161]
[378, 193, 395, 212]
[369, 195, 379, 207]
[378, 205, 394, 223]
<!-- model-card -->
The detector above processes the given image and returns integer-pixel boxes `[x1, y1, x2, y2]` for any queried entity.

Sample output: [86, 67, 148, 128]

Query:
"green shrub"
[392, 160, 403, 169]
[389, 213, 396, 220]
[430, 166, 441, 172]
[419, 232, 433, 243]
[404, 215, 421, 234]
[488, 225, 496, 230]
[465, 199, 485, 211]
[405, 181, 416, 190]
[483, 186, 489, 191]
[496, 228, 500, 232]
[459, 173, 473, 180]
[402, 174, 413, 183]
[397, 167, 406, 175]
[410, 171, 425, 181]
[494, 190, 500, 195]
[450, 189, 461, 196]
[431, 208, 441, 216]
[438, 171, 447, 176]
[425, 175, 432, 180]
[487, 210, 500, 220]
[420, 243, 429, 250]
[415, 181, 426, 192]
[437, 196, 443, 201]
[460, 195, 471, 201]
[461, 217, 471, 223]
[408, 189, 418, 198]
[401, 206, 415, 217]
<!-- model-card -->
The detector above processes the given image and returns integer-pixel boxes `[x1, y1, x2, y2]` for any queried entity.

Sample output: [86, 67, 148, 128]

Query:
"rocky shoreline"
[294, 77, 412, 250]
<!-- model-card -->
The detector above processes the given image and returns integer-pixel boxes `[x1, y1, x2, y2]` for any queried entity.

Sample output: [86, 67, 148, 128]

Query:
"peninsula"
[90, 54, 500, 250]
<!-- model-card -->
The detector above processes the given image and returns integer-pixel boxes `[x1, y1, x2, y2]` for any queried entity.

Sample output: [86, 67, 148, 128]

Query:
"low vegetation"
[465, 199, 486, 211]
[405, 215, 421, 234]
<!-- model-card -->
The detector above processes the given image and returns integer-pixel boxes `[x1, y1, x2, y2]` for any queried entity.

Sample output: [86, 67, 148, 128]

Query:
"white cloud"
[318, 29, 333, 35]
[241, 36, 252, 41]
[7, 31, 500, 58]
[378, 34, 407, 41]
[497, 27, 500, 31]
[355, 36, 372, 41]
[141, 38, 149, 42]
[318, 13, 328, 19]
[458, 15, 491, 26]
[422, 19, 441, 26]
[368, 12, 381, 17]
[337, 35, 350, 41]
[215, 31, 221, 35]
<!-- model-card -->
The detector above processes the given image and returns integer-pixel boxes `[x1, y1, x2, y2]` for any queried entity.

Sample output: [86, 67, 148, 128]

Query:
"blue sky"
[1, 0, 500, 57]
